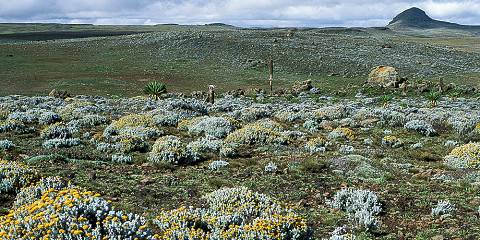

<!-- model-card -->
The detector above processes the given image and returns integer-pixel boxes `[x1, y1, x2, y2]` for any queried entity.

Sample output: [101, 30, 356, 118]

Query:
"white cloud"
[0, 0, 479, 27]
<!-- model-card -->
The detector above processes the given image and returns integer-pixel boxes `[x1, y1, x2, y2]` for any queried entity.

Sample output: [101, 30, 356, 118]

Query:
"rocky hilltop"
[387, 7, 480, 35]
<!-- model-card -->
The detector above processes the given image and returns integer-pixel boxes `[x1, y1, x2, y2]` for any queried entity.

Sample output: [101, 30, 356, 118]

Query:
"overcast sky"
[0, 0, 479, 27]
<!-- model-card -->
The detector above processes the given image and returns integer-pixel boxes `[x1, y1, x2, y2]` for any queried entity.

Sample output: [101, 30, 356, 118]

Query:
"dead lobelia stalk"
[268, 59, 274, 93]
[207, 85, 216, 104]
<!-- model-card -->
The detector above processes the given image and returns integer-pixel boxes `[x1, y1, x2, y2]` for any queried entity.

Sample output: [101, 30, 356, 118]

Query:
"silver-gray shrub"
[187, 137, 223, 161]
[274, 110, 303, 122]
[447, 115, 479, 136]
[338, 118, 355, 128]
[314, 105, 347, 121]
[7, 111, 37, 124]
[111, 154, 133, 164]
[303, 119, 320, 133]
[328, 188, 382, 231]
[339, 145, 355, 154]
[41, 123, 76, 140]
[410, 142, 423, 149]
[264, 162, 278, 173]
[95, 142, 120, 153]
[163, 97, 208, 117]
[233, 104, 273, 122]
[67, 114, 107, 129]
[38, 111, 61, 125]
[209, 95, 249, 112]
[363, 138, 373, 146]
[154, 187, 312, 239]
[431, 200, 455, 217]
[208, 160, 229, 170]
[117, 126, 162, 140]
[404, 120, 436, 136]
[0, 139, 14, 151]
[444, 140, 458, 148]
[187, 116, 235, 138]
[282, 130, 307, 141]
[0, 120, 33, 134]
[372, 109, 406, 127]
[219, 145, 237, 158]
[14, 176, 70, 208]
[43, 138, 81, 149]
[150, 110, 183, 127]
[148, 135, 195, 165]
[328, 226, 355, 240]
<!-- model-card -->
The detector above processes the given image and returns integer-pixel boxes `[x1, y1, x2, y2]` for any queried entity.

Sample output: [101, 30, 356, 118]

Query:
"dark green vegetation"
[0, 23, 479, 96]
[144, 81, 167, 100]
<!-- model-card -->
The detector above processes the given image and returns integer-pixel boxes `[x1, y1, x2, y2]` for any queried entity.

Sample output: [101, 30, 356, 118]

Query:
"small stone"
[291, 80, 313, 95]
[88, 172, 97, 181]
[140, 177, 155, 185]
[431, 235, 444, 240]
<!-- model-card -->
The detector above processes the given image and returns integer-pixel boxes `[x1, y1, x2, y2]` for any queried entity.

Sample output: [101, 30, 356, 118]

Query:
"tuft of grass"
[300, 158, 329, 173]
[24, 154, 67, 165]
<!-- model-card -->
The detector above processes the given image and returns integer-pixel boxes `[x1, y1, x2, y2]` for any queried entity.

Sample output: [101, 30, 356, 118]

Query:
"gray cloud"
[0, 0, 479, 27]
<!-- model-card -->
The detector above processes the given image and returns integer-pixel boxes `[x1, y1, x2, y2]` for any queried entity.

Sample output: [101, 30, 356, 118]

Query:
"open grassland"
[0, 24, 479, 96]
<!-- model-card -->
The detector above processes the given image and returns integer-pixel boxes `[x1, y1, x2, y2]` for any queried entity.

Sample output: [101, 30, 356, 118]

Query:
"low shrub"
[0, 140, 14, 151]
[444, 142, 480, 169]
[153, 187, 312, 239]
[148, 135, 195, 165]
[431, 200, 455, 217]
[40, 122, 75, 140]
[305, 136, 328, 153]
[0, 160, 37, 193]
[111, 154, 133, 164]
[0, 188, 155, 239]
[208, 160, 229, 170]
[178, 116, 235, 138]
[328, 127, 356, 141]
[328, 188, 382, 231]
[43, 138, 81, 149]
[404, 120, 436, 136]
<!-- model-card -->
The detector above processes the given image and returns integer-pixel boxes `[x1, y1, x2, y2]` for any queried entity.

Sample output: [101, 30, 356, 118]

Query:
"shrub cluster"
[0, 160, 37, 193]
[153, 187, 312, 239]
[40, 122, 80, 149]
[103, 114, 161, 153]
[148, 135, 195, 164]
[208, 160, 229, 170]
[444, 142, 480, 169]
[328, 127, 356, 141]
[223, 120, 288, 150]
[305, 136, 328, 153]
[178, 116, 235, 138]
[381, 135, 403, 148]
[328, 188, 382, 231]
[0, 187, 155, 239]
[404, 120, 436, 136]
[0, 139, 14, 151]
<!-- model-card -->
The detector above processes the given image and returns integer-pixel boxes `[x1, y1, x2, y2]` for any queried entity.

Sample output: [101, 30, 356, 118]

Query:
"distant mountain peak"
[386, 7, 475, 31]
[388, 7, 433, 25]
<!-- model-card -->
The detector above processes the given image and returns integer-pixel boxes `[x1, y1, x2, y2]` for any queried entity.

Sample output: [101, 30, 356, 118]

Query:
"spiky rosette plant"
[426, 91, 441, 108]
[144, 81, 166, 100]
[381, 95, 392, 108]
